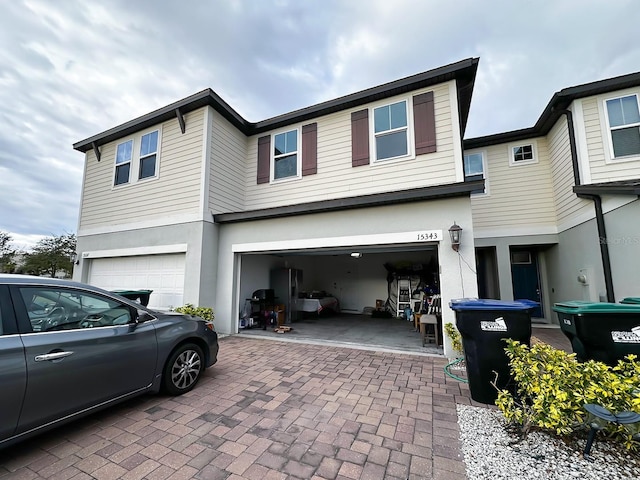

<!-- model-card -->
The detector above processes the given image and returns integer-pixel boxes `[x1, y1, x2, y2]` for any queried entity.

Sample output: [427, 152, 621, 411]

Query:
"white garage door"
[88, 254, 185, 310]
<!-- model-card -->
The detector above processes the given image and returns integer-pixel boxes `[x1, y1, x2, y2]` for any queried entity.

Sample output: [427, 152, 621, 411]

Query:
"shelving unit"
[396, 276, 411, 318]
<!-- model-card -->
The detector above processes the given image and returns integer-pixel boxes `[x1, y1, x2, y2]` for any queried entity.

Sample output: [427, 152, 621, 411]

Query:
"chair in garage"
[420, 295, 442, 346]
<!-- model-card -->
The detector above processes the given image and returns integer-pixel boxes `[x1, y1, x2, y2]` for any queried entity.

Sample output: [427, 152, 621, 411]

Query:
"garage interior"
[237, 244, 444, 354]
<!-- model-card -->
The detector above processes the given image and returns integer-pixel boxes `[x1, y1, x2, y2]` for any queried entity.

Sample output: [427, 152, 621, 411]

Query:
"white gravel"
[457, 404, 640, 480]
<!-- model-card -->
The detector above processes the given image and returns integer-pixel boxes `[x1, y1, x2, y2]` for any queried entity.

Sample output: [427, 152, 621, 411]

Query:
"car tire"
[162, 343, 204, 395]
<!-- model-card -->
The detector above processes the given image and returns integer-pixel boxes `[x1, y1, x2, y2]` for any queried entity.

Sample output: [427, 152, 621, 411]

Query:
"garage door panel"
[89, 254, 185, 309]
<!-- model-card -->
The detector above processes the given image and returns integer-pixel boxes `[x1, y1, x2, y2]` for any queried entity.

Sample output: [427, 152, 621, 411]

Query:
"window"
[464, 152, 486, 194]
[20, 287, 133, 332]
[139, 130, 158, 179]
[509, 142, 537, 166]
[273, 129, 299, 180]
[113, 129, 160, 187]
[373, 100, 408, 161]
[605, 94, 640, 158]
[115, 140, 133, 185]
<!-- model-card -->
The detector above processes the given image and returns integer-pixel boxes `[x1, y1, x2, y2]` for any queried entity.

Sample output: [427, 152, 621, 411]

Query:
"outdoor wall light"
[448, 222, 462, 252]
[350, 252, 362, 258]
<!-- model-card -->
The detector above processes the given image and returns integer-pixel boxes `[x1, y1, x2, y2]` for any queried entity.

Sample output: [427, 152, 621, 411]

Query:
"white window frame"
[369, 97, 415, 164]
[463, 150, 489, 196]
[112, 127, 162, 188]
[114, 140, 133, 186]
[603, 93, 640, 161]
[508, 141, 538, 166]
[138, 130, 159, 181]
[270, 127, 301, 183]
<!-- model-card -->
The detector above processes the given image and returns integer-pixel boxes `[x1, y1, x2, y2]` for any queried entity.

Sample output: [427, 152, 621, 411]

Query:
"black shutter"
[351, 109, 370, 167]
[302, 123, 317, 176]
[257, 135, 270, 184]
[414, 92, 436, 154]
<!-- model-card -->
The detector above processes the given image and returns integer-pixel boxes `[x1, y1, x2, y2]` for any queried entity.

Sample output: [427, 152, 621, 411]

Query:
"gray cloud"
[1, 0, 639, 249]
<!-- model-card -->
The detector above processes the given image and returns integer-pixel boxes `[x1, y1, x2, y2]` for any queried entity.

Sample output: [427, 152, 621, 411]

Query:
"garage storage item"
[552, 301, 640, 365]
[450, 298, 536, 404]
[396, 277, 411, 317]
[270, 268, 303, 323]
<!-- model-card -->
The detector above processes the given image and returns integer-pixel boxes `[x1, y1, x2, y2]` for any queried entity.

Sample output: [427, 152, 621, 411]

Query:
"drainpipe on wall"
[561, 109, 616, 302]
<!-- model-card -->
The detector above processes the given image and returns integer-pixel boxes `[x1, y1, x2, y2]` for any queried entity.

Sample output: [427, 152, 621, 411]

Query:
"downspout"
[561, 109, 616, 302]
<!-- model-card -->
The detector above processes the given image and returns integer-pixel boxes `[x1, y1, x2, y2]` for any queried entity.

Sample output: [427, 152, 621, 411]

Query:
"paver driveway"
[0, 336, 472, 479]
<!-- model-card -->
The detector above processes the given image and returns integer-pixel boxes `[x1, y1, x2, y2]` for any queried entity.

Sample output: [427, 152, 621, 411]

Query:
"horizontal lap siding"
[243, 82, 458, 210]
[80, 109, 205, 229]
[209, 109, 247, 213]
[548, 116, 592, 228]
[583, 93, 640, 183]
[471, 138, 557, 230]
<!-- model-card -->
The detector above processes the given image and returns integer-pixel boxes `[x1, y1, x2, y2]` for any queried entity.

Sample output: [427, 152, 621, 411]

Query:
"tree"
[22, 233, 77, 278]
[0, 231, 16, 273]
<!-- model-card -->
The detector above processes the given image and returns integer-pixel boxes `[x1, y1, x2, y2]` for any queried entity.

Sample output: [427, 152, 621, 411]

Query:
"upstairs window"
[115, 140, 133, 185]
[139, 130, 158, 179]
[509, 142, 537, 166]
[373, 100, 408, 161]
[273, 129, 299, 180]
[606, 94, 640, 158]
[464, 152, 486, 194]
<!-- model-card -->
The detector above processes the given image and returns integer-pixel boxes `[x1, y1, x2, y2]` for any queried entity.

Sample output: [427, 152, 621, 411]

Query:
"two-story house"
[72, 57, 640, 355]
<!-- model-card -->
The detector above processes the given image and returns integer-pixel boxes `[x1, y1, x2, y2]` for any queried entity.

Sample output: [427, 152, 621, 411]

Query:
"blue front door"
[511, 250, 543, 318]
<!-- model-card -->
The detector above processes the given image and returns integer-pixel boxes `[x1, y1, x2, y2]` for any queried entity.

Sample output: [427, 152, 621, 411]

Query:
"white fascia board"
[82, 244, 188, 259]
[232, 230, 444, 253]
[571, 100, 592, 184]
[449, 80, 464, 182]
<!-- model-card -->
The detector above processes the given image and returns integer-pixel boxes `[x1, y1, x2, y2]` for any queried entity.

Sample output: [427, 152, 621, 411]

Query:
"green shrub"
[495, 339, 640, 449]
[173, 304, 215, 322]
[444, 322, 463, 356]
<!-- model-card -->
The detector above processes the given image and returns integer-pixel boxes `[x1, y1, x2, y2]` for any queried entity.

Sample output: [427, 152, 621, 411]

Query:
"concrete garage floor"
[238, 313, 572, 355]
[239, 314, 444, 355]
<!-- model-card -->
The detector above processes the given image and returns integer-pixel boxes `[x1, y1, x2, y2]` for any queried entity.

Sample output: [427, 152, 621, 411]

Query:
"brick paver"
[0, 336, 473, 479]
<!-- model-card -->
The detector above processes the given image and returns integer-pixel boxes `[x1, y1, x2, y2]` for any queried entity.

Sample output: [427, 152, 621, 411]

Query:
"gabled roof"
[464, 70, 640, 149]
[74, 58, 479, 153]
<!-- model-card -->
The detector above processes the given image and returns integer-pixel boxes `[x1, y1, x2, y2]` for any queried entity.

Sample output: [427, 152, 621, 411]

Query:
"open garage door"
[88, 254, 185, 310]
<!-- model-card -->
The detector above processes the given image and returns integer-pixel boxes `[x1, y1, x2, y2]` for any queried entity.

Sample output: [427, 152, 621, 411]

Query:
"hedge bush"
[495, 339, 640, 449]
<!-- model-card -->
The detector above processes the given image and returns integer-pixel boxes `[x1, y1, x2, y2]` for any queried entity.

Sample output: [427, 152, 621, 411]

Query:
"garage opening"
[236, 244, 442, 354]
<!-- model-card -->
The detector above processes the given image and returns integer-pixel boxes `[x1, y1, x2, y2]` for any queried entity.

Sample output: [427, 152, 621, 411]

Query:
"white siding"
[547, 116, 593, 229]
[242, 81, 460, 211]
[582, 91, 640, 183]
[209, 108, 247, 214]
[80, 109, 206, 230]
[470, 137, 557, 232]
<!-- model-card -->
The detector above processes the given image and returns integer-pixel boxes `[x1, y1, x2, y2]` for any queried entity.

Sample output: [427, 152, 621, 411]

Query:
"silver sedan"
[0, 274, 218, 449]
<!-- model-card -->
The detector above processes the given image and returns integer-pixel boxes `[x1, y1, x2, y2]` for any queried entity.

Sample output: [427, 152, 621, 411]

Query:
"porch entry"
[510, 248, 543, 318]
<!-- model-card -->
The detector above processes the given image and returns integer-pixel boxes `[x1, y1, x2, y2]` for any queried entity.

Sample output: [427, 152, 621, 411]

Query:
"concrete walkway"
[0, 336, 472, 479]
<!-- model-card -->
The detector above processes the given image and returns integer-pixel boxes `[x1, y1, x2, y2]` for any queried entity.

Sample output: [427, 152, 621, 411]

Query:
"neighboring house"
[72, 57, 640, 355]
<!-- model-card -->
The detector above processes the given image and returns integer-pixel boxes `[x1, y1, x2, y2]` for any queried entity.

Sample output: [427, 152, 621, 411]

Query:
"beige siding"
[209, 108, 247, 214]
[548, 116, 593, 228]
[470, 137, 557, 231]
[582, 91, 640, 183]
[80, 109, 206, 229]
[242, 81, 460, 210]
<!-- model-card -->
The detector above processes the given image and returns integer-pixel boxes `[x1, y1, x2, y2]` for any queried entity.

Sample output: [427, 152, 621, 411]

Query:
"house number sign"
[415, 230, 443, 242]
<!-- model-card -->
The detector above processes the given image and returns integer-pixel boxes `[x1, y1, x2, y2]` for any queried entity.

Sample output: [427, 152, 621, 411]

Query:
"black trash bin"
[552, 301, 640, 365]
[111, 289, 153, 307]
[450, 299, 537, 404]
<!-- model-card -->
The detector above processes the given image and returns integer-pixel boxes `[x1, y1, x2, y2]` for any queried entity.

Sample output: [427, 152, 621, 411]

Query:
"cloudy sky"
[1, 0, 639, 250]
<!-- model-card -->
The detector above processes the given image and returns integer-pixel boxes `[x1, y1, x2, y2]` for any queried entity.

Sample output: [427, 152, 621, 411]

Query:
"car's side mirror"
[136, 310, 155, 323]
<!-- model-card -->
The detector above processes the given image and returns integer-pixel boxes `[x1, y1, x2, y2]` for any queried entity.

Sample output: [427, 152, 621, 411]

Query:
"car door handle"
[34, 351, 74, 362]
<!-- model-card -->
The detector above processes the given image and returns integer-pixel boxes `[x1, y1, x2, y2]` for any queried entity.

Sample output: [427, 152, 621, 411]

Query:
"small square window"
[513, 145, 533, 162]
[464, 152, 486, 194]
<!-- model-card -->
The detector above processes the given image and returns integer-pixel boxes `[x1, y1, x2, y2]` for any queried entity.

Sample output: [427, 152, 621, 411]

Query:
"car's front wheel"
[162, 343, 204, 395]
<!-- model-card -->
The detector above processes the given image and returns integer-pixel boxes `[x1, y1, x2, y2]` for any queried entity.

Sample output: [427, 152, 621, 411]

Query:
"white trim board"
[82, 244, 188, 259]
[232, 230, 444, 253]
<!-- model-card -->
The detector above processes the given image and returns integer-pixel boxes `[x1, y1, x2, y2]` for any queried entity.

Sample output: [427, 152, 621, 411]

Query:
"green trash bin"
[111, 289, 153, 306]
[621, 297, 640, 305]
[552, 301, 640, 365]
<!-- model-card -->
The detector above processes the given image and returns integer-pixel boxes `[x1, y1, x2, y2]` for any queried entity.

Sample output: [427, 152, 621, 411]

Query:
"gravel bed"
[457, 404, 640, 480]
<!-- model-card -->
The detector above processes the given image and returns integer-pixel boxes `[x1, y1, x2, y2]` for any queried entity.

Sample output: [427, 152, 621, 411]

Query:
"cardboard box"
[375, 299, 385, 310]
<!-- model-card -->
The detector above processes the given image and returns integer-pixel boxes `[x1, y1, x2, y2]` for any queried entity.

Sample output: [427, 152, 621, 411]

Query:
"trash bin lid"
[449, 298, 539, 311]
[111, 289, 153, 295]
[621, 297, 640, 305]
[553, 301, 640, 314]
